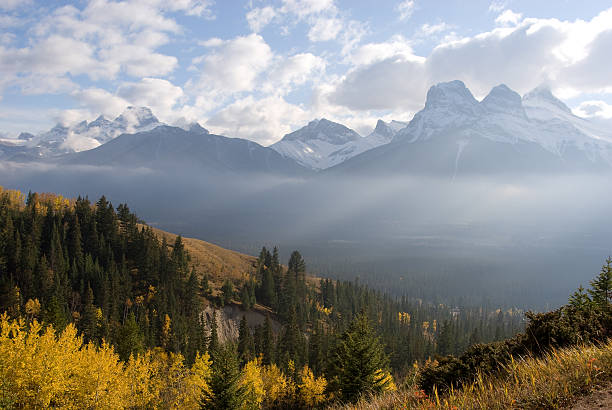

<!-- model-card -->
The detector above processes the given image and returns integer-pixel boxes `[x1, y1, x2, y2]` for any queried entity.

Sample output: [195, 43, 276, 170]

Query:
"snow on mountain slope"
[1, 107, 210, 161]
[331, 81, 612, 175]
[270, 118, 405, 170]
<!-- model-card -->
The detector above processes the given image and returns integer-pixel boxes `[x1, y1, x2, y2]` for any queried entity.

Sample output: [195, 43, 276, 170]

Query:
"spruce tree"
[116, 312, 144, 361]
[201, 343, 245, 410]
[330, 312, 391, 403]
[237, 315, 255, 365]
[589, 257, 612, 308]
[220, 279, 234, 306]
[262, 315, 275, 365]
[208, 312, 220, 355]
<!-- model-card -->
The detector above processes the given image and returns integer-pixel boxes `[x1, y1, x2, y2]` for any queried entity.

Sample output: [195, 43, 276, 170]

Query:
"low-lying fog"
[3, 161, 611, 310]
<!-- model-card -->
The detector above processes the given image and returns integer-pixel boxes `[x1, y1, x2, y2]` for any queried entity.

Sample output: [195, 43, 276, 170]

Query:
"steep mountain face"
[331, 81, 612, 176]
[270, 118, 404, 170]
[0, 107, 210, 161]
[59, 125, 308, 175]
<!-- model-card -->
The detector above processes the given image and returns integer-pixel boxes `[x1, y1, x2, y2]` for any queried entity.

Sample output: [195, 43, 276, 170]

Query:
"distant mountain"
[0, 107, 208, 161]
[270, 118, 404, 170]
[59, 125, 308, 175]
[330, 81, 612, 176]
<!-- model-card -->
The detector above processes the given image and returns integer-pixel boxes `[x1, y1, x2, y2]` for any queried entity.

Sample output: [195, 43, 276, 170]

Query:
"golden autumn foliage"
[374, 369, 397, 392]
[297, 365, 328, 407]
[0, 314, 212, 409]
[240, 358, 266, 409]
[261, 363, 293, 405]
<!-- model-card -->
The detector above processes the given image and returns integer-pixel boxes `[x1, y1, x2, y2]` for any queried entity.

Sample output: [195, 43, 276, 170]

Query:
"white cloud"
[192, 33, 273, 100]
[206, 95, 309, 145]
[308, 17, 342, 41]
[348, 35, 416, 66]
[329, 7, 612, 112]
[489, 1, 508, 13]
[59, 131, 102, 152]
[0, 0, 196, 97]
[397, 0, 415, 21]
[247, 6, 276, 32]
[575, 100, 612, 119]
[419, 22, 452, 36]
[280, 0, 336, 17]
[164, 0, 215, 18]
[339, 19, 368, 55]
[265, 53, 326, 93]
[330, 55, 427, 111]
[0, 0, 32, 10]
[73, 88, 129, 119]
[117, 78, 185, 121]
[495, 10, 523, 26]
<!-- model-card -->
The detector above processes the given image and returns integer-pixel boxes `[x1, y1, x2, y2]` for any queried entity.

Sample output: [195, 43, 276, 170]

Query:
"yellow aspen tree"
[184, 351, 213, 409]
[261, 364, 290, 406]
[125, 351, 161, 408]
[161, 314, 172, 349]
[240, 358, 265, 409]
[297, 365, 327, 407]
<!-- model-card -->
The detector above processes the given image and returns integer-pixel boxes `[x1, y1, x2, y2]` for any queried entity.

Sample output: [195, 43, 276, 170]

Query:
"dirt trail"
[570, 383, 612, 409]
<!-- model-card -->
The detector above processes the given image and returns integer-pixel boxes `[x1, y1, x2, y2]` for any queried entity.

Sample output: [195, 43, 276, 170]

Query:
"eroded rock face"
[202, 304, 281, 343]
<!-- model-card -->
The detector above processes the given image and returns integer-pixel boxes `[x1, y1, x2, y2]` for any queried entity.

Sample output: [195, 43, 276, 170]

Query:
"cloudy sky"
[1, 0, 612, 144]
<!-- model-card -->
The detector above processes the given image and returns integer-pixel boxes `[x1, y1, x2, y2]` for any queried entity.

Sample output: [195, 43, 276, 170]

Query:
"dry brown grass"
[145, 225, 256, 284]
[337, 341, 612, 410]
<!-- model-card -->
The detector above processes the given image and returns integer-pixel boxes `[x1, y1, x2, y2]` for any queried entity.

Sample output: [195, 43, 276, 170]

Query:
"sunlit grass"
[338, 340, 612, 409]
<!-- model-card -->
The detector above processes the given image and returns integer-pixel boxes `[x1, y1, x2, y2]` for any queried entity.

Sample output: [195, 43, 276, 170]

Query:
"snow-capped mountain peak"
[270, 117, 409, 170]
[424, 80, 480, 113]
[372, 120, 396, 139]
[280, 118, 361, 145]
[1, 106, 167, 160]
[369, 120, 408, 142]
[481, 84, 525, 116]
[114, 106, 160, 130]
[523, 86, 572, 115]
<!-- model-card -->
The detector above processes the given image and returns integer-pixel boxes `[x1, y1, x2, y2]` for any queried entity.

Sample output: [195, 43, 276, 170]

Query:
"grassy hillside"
[145, 225, 256, 282]
[340, 340, 612, 409]
[147, 225, 320, 293]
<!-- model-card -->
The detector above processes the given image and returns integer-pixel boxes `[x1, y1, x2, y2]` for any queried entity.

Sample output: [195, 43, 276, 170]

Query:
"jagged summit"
[372, 120, 396, 139]
[523, 85, 572, 114]
[482, 84, 525, 115]
[424, 80, 480, 114]
[281, 118, 361, 145]
[114, 106, 160, 129]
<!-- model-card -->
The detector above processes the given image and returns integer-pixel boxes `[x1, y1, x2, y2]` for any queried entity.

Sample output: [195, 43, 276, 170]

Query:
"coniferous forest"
[0, 187, 526, 408]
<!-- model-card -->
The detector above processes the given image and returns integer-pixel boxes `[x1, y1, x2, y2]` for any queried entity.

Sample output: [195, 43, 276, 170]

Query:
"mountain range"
[1, 81, 611, 176]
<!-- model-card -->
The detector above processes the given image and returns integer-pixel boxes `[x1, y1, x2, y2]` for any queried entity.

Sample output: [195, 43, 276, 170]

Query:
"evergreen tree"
[221, 279, 234, 306]
[116, 312, 144, 361]
[240, 283, 252, 310]
[329, 312, 391, 403]
[186, 268, 201, 316]
[201, 343, 245, 410]
[589, 257, 612, 308]
[208, 312, 219, 355]
[237, 315, 255, 365]
[79, 284, 98, 343]
[201, 274, 212, 297]
[279, 306, 305, 370]
[437, 320, 454, 355]
[262, 315, 275, 366]
[569, 285, 592, 311]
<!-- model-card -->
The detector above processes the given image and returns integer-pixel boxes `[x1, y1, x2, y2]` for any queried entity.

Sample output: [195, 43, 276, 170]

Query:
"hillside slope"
[144, 225, 256, 283]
